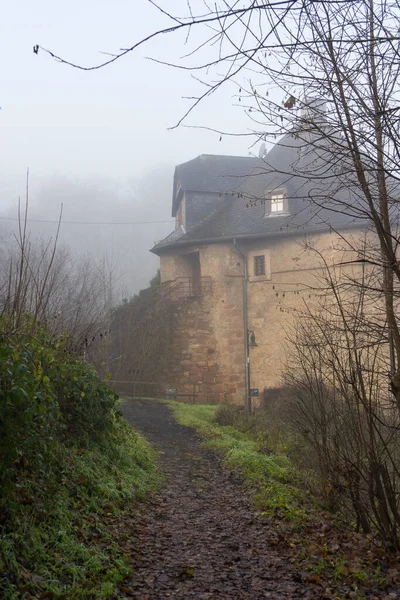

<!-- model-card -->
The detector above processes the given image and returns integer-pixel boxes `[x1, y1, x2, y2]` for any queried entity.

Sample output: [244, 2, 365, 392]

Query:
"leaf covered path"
[121, 399, 328, 599]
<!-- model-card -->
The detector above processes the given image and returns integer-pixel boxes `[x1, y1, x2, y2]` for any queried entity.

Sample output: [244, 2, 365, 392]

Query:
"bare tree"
[285, 244, 400, 547]
[0, 193, 116, 351]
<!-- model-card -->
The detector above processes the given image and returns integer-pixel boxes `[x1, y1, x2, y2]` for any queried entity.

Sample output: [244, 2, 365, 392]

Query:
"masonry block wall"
[241, 230, 365, 396]
[160, 244, 246, 404]
[159, 229, 365, 405]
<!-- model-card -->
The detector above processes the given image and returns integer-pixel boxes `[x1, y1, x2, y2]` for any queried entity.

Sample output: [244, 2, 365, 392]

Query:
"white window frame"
[264, 188, 288, 217]
[270, 193, 284, 213]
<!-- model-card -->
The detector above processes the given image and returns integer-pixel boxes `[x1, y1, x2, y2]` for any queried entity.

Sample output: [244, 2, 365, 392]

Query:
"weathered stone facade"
[160, 229, 364, 405]
[161, 244, 246, 404]
[152, 146, 368, 407]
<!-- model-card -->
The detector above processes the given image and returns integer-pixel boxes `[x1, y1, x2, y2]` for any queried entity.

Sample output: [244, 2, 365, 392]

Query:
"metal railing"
[160, 276, 212, 302]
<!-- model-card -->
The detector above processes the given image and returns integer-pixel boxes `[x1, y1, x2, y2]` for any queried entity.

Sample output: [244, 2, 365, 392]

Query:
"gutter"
[232, 239, 251, 414]
[151, 222, 366, 255]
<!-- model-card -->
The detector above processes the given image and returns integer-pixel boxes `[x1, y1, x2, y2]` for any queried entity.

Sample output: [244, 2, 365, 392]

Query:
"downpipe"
[233, 239, 251, 414]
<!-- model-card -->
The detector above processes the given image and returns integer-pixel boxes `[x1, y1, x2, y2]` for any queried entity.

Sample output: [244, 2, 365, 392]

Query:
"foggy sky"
[1, 1, 256, 296]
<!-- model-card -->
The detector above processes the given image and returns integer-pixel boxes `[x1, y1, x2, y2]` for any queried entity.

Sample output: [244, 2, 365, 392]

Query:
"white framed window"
[264, 188, 288, 216]
[271, 193, 284, 213]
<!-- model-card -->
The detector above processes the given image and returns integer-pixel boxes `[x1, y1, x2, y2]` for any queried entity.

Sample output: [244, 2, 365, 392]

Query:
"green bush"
[0, 320, 119, 499]
[0, 319, 158, 598]
[52, 347, 119, 444]
[0, 325, 60, 493]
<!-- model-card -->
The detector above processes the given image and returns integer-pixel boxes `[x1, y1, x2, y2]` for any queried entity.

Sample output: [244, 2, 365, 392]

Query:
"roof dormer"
[264, 188, 289, 217]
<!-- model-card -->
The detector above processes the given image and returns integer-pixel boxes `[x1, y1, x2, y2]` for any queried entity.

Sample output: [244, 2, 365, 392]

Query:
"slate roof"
[152, 134, 367, 255]
[172, 154, 258, 216]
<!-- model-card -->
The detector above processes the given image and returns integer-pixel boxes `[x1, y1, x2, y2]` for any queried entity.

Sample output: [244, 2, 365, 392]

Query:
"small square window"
[271, 194, 284, 213]
[254, 255, 266, 276]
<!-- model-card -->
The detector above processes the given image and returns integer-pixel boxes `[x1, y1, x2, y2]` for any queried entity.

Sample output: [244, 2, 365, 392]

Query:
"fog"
[0, 167, 175, 297]
[1, 0, 254, 298]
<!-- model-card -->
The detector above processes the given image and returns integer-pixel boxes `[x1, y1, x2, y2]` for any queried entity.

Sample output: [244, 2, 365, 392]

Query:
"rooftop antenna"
[258, 142, 266, 158]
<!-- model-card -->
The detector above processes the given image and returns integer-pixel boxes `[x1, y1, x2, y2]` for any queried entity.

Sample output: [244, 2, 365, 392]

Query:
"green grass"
[166, 402, 398, 597]
[0, 321, 161, 599]
[168, 402, 304, 518]
[0, 418, 159, 600]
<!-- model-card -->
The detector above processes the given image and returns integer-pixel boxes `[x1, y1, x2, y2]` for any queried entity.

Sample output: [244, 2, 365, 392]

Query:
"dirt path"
[120, 399, 328, 599]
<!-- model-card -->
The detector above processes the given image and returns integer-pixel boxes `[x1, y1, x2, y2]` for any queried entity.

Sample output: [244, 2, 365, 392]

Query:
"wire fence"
[105, 380, 197, 402]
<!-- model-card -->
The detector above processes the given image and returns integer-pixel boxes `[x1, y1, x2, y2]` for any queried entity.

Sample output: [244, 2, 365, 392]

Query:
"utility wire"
[0, 216, 174, 225]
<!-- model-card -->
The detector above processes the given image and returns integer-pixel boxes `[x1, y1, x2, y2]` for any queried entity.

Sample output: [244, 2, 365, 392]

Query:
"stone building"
[151, 133, 365, 407]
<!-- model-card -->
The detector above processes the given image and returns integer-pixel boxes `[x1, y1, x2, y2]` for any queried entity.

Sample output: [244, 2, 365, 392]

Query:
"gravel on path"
[120, 399, 325, 600]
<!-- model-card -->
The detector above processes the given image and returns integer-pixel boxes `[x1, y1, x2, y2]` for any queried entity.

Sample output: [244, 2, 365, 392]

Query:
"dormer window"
[271, 193, 284, 213]
[265, 188, 288, 216]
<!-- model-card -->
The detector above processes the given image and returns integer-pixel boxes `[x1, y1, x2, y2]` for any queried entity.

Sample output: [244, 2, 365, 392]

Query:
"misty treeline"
[0, 188, 172, 376]
[40, 0, 400, 545]
[0, 166, 173, 298]
[0, 198, 117, 352]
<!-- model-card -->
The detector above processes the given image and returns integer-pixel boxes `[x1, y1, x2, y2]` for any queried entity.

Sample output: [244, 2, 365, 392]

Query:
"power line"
[0, 216, 174, 226]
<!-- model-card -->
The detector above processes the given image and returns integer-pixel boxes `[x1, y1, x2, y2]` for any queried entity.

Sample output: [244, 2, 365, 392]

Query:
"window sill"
[264, 212, 290, 218]
[249, 274, 270, 283]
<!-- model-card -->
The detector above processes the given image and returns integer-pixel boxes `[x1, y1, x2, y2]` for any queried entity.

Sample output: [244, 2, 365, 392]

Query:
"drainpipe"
[233, 239, 251, 414]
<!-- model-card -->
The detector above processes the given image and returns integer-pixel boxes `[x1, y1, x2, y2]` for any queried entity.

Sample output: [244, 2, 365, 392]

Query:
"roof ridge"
[177, 154, 259, 166]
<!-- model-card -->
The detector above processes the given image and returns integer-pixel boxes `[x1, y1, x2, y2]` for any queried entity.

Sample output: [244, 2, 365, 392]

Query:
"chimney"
[299, 97, 327, 130]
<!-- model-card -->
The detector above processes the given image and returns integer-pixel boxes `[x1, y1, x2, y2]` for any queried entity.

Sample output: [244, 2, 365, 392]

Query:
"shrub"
[0, 318, 156, 598]
[0, 323, 60, 495]
[215, 399, 322, 501]
[51, 345, 119, 444]
[0, 319, 119, 500]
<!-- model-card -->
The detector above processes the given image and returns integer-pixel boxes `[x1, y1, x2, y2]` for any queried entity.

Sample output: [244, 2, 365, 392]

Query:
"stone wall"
[159, 228, 365, 406]
[160, 245, 246, 404]
[163, 294, 239, 404]
[241, 230, 365, 399]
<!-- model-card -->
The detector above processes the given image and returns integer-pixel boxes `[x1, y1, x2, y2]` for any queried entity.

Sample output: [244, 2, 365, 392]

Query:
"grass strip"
[0, 418, 159, 600]
[168, 403, 304, 518]
[167, 402, 400, 597]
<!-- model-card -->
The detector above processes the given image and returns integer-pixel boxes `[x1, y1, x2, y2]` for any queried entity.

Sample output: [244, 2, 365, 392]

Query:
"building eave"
[150, 221, 366, 256]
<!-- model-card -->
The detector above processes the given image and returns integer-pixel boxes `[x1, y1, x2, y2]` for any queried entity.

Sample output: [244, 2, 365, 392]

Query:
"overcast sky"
[0, 0, 257, 294]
